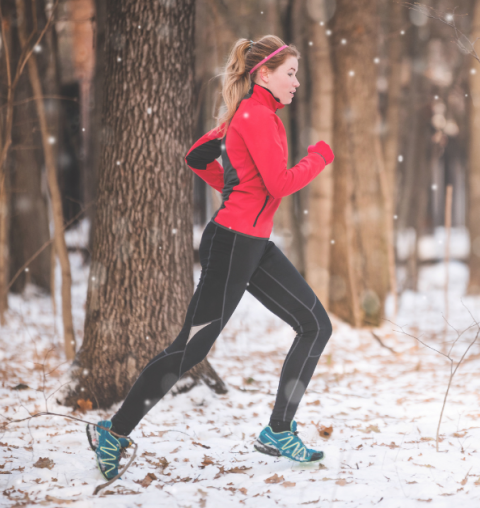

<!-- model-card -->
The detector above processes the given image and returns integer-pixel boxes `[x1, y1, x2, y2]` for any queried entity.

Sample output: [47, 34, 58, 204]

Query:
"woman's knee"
[295, 300, 332, 355]
[301, 300, 332, 336]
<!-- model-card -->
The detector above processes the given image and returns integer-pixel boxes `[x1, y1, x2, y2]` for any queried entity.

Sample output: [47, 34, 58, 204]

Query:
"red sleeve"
[237, 107, 326, 198]
[185, 124, 225, 193]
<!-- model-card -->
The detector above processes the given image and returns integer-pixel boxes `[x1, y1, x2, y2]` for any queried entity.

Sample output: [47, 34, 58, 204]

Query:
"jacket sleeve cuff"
[310, 151, 327, 165]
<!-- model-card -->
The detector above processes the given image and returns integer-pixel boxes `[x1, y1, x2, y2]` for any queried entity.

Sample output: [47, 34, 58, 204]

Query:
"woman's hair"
[215, 35, 300, 138]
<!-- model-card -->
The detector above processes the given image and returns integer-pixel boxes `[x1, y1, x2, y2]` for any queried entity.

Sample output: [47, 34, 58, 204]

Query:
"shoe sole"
[254, 438, 282, 457]
[86, 423, 98, 452]
[254, 438, 324, 463]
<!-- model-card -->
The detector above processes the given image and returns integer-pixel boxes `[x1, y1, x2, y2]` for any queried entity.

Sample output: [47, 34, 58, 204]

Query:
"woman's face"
[255, 55, 300, 105]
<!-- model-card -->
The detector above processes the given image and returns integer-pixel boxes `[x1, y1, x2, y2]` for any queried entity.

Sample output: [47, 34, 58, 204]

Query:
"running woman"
[87, 35, 335, 480]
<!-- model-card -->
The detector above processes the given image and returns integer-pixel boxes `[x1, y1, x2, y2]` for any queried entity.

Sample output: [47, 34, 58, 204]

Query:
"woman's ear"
[259, 66, 269, 84]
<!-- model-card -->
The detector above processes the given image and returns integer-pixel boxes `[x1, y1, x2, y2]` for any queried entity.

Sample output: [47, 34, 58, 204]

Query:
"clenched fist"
[307, 141, 334, 165]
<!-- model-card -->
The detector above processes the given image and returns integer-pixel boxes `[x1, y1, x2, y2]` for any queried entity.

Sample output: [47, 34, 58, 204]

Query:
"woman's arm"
[238, 107, 327, 198]
[184, 125, 225, 193]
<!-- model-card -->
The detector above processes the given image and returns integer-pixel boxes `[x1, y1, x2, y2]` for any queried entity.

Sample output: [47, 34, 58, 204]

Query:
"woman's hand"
[307, 141, 334, 165]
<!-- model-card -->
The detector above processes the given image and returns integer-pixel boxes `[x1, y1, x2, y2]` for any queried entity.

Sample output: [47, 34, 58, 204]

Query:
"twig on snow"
[1, 411, 138, 495]
[386, 300, 480, 452]
[371, 331, 398, 354]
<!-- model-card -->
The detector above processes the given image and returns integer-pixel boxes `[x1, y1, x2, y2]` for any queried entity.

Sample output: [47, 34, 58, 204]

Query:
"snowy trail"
[1, 246, 480, 507]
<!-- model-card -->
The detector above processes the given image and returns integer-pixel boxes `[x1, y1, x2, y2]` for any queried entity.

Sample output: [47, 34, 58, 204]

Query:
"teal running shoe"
[86, 420, 132, 480]
[254, 421, 324, 463]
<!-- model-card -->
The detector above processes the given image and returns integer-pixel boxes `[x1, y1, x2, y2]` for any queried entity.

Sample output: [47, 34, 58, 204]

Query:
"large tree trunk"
[303, 0, 335, 309]
[467, 0, 480, 295]
[58, 0, 226, 409]
[328, 0, 389, 327]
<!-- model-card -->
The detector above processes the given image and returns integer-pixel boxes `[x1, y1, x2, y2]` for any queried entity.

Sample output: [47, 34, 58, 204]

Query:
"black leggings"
[111, 221, 332, 436]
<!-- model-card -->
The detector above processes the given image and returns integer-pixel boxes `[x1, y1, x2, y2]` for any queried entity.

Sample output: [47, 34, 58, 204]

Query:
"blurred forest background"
[0, 0, 479, 406]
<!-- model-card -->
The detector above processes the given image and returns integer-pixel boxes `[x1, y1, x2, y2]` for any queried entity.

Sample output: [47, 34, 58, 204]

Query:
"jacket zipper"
[253, 196, 269, 227]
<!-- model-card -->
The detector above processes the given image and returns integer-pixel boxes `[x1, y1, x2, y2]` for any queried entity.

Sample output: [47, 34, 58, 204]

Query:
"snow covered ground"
[1, 223, 480, 507]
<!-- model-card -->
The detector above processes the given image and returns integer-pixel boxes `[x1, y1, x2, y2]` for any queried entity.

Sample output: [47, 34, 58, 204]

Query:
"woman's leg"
[247, 240, 333, 424]
[110, 222, 268, 436]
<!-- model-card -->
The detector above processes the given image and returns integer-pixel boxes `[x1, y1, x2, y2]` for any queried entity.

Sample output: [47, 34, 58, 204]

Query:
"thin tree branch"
[397, 1, 480, 64]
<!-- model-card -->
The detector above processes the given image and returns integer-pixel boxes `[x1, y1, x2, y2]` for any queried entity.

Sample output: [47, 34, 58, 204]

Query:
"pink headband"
[249, 45, 289, 75]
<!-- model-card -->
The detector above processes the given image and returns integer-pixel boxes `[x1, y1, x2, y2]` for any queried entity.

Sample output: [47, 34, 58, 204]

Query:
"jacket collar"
[250, 82, 285, 112]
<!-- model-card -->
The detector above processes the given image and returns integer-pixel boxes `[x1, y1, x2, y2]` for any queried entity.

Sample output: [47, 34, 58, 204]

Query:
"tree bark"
[58, 0, 226, 410]
[304, 0, 334, 309]
[467, 0, 480, 294]
[328, 0, 389, 327]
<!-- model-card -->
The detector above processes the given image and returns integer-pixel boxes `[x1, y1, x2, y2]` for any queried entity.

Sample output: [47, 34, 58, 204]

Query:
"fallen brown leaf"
[359, 425, 380, 434]
[77, 399, 92, 413]
[265, 473, 284, 484]
[200, 455, 215, 467]
[134, 472, 157, 488]
[0, 442, 19, 449]
[214, 466, 226, 479]
[33, 457, 54, 470]
[227, 466, 251, 474]
[317, 425, 333, 440]
[282, 481, 296, 487]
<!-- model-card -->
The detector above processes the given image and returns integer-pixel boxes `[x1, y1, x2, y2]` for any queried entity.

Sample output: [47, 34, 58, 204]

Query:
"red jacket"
[185, 83, 326, 239]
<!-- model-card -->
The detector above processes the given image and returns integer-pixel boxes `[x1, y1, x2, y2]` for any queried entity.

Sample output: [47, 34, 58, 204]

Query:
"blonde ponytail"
[215, 35, 300, 138]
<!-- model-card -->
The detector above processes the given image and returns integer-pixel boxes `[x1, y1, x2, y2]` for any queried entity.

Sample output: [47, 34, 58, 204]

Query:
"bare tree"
[303, 0, 335, 309]
[467, 0, 480, 294]
[327, 0, 390, 327]
[8, 0, 53, 295]
[15, 0, 76, 360]
[0, 0, 73, 350]
[397, 1, 480, 294]
[58, 0, 226, 409]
